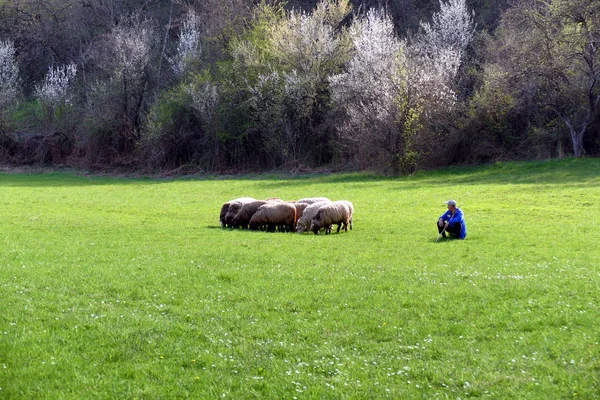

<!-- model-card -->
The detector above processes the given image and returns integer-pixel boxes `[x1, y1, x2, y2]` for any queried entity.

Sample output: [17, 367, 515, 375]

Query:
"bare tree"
[494, 0, 600, 157]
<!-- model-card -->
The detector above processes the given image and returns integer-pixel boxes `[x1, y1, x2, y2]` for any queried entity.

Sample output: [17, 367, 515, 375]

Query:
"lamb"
[295, 200, 332, 234]
[296, 197, 330, 205]
[219, 197, 256, 227]
[249, 202, 296, 232]
[224, 198, 256, 227]
[309, 201, 351, 235]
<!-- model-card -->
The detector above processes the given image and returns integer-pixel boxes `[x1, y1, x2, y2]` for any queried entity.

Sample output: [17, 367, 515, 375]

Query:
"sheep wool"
[310, 201, 351, 235]
[220, 197, 256, 227]
[249, 202, 297, 232]
[296, 200, 332, 233]
[296, 197, 330, 205]
[224, 198, 256, 227]
[231, 200, 270, 229]
[339, 200, 354, 230]
[294, 202, 310, 220]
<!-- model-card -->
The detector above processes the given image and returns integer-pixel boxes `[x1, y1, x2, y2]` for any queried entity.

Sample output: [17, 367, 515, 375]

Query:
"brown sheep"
[219, 197, 256, 227]
[219, 202, 231, 227]
[231, 200, 270, 229]
[249, 202, 296, 232]
[309, 201, 351, 235]
[296, 200, 332, 233]
[294, 202, 310, 220]
[224, 198, 256, 227]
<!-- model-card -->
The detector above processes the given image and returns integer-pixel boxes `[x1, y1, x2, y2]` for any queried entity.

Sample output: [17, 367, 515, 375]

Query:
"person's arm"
[439, 210, 451, 221]
[448, 209, 463, 225]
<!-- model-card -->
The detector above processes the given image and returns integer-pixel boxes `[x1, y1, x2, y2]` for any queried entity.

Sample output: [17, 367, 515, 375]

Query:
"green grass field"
[1, 158, 599, 399]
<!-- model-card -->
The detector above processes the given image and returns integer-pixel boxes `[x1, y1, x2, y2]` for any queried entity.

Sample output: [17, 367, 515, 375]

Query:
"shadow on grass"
[1, 158, 598, 188]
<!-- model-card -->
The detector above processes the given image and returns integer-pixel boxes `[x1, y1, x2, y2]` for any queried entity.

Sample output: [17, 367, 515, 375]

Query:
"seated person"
[437, 199, 467, 239]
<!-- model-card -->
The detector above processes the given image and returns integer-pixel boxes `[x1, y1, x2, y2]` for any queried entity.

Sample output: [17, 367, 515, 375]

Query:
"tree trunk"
[157, 0, 174, 82]
[562, 116, 587, 157]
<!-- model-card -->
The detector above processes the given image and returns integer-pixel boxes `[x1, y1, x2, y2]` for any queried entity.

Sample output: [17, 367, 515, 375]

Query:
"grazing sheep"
[224, 198, 256, 227]
[249, 202, 296, 232]
[296, 197, 330, 205]
[219, 203, 231, 227]
[296, 200, 332, 234]
[294, 202, 310, 220]
[231, 200, 271, 229]
[309, 201, 351, 235]
[219, 197, 256, 227]
[339, 200, 354, 230]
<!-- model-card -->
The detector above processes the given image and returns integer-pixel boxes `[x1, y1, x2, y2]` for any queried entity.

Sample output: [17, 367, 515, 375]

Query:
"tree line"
[0, 0, 598, 174]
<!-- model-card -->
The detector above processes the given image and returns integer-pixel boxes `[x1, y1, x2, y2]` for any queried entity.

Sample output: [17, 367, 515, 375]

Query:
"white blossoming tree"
[329, 0, 475, 174]
[329, 10, 419, 174]
[412, 0, 475, 115]
[170, 11, 202, 76]
[0, 40, 19, 110]
[231, 0, 352, 167]
[90, 15, 157, 142]
[35, 63, 77, 107]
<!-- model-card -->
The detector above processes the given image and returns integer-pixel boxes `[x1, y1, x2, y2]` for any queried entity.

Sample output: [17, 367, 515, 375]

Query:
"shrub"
[142, 71, 219, 169]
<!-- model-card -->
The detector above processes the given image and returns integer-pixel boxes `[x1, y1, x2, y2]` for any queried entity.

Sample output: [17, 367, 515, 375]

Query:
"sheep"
[219, 197, 256, 227]
[219, 203, 230, 227]
[294, 202, 310, 220]
[249, 202, 296, 232]
[224, 198, 256, 227]
[231, 200, 272, 229]
[295, 200, 332, 234]
[309, 201, 351, 235]
[339, 200, 354, 230]
[296, 197, 330, 205]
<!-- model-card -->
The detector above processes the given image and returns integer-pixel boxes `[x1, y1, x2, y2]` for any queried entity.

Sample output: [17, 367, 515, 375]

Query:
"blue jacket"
[440, 208, 467, 239]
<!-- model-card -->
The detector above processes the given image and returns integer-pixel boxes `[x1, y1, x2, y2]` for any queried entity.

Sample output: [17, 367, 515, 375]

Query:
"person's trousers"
[437, 222, 461, 238]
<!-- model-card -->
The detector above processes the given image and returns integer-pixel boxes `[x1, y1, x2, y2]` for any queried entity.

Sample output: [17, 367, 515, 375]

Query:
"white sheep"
[296, 200, 332, 234]
[249, 202, 297, 232]
[339, 200, 354, 230]
[296, 197, 330, 205]
[309, 201, 351, 234]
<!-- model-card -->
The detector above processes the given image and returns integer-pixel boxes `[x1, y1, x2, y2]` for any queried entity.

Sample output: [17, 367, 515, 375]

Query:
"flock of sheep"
[219, 197, 354, 234]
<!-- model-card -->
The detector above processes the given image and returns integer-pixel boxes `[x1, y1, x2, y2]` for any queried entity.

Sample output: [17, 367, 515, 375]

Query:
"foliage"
[330, 10, 416, 173]
[0, 0, 598, 171]
[480, 0, 600, 157]
[418, 0, 475, 54]
[329, 0, 475, 175]
[81, 14, 159, 164]
[225, 0, 353, 169]
[143, 71, 219, 169]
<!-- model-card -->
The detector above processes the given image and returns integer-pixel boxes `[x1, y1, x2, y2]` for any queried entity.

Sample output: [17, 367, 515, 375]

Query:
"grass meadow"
[0, 158, 599, 399]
